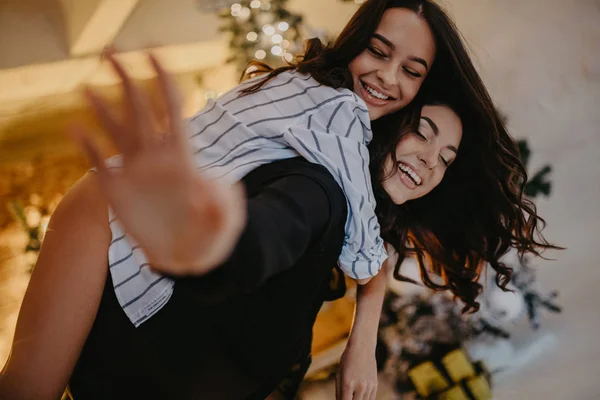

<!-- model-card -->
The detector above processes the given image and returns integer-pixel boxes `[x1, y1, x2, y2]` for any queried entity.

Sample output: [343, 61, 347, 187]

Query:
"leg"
[0, 174, 111, 400]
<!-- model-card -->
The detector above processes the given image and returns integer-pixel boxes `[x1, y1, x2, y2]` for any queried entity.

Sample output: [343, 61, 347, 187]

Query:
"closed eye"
[414, 131, 428, 141]
[368, 46, 386, 59]
[403, 67, 422, 78]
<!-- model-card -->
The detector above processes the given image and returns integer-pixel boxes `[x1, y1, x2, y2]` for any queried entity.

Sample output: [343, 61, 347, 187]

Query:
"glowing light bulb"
[271, 45, 283, 56]
[262, 25, 275, 35]
[255, 49, 267, 59]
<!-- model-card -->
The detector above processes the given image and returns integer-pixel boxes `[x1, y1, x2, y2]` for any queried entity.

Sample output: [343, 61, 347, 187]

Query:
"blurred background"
[0, 0, 598, 398]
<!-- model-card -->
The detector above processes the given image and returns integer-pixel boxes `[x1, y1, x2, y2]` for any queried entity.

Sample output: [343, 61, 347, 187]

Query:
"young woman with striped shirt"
[0, 1, 554, 399]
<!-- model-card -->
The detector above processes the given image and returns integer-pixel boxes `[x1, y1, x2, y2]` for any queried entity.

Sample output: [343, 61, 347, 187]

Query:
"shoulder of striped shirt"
[226, 70, 370, 129]
[318, 90, 370, 123]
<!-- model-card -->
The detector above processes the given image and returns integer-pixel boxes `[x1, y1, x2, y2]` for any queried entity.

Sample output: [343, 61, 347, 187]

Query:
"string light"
[270, 45, 283, 56]
[255, 49, 267, 59]
[230, 2, 242, 16]
[219, 0, 316, 71]
[239, 6, 251, 20]
[262, 24, 275, 35]
[271, 34, 283, 44]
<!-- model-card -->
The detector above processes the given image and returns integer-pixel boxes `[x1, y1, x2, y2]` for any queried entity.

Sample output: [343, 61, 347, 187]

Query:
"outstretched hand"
[71, 52, 246, 275]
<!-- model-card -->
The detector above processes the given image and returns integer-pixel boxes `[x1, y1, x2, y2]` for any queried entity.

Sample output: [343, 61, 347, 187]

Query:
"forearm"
[347, 260, 389, 348]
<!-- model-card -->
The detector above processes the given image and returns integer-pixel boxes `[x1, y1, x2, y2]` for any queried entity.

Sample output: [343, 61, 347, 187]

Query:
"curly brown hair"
[239, 0, 558, 312]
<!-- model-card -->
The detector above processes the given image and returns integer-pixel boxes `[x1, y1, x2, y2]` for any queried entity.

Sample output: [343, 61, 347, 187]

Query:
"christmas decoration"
[377, 291, 492, 399]
[516, 139, 552, 198]
[215, 0, 324, 72]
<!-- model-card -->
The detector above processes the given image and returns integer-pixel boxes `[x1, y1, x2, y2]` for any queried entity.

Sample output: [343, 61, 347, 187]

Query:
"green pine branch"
[516, 139, 553, 199]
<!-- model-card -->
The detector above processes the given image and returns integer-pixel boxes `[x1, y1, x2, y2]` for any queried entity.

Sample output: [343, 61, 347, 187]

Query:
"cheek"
[382, 156, 395, 177]
[396, 136, 418, 153]
[349, 53, 369, 78]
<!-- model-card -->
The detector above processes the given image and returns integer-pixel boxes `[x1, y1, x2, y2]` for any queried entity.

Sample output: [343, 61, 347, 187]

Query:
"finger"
[148, 91, 170, 139]
[353, 385, 366, 400]
[341, 383, 354, 400]
[67, 125, 109, 183]
[83, 87, 132, 154]
[106, 52, 156, 143]
[368, 386, 377, 400]
[148, 53, 185, 146]
[335, 373, 342, 400]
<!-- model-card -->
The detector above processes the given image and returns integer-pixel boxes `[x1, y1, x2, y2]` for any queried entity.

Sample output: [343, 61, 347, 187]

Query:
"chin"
[390, 193, 407, 205]
[369, 109, 384, 121]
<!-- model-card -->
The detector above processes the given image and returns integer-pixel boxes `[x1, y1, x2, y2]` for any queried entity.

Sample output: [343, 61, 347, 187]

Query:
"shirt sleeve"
[280, 97, 388, 280]
[176, 161, 347, 304]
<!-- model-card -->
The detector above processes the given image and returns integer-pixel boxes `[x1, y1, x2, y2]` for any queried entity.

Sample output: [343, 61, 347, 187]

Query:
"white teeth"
[398, 163, 422, 185]
[362, 82, 390, 100]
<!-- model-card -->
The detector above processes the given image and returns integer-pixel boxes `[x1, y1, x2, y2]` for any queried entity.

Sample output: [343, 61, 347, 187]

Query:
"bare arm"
[349, 262, 389, 348]
[0, 173, 111, 400]
[336, 248, 396, 400]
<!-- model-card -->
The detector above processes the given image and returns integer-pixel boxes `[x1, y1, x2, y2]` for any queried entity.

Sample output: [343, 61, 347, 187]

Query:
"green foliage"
[516, 139, 552, 198]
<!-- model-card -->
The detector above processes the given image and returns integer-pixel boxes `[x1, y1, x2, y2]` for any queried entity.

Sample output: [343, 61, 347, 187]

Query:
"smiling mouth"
[360, 80, 396, 101]
[397, 162, 422, 185]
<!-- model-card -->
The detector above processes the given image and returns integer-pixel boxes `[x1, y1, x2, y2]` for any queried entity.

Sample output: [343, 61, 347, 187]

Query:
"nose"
[376, 64, 399, 90]
[417, 146, 438, 170]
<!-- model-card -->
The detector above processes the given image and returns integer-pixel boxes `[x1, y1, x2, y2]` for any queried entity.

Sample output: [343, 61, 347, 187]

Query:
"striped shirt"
[106, 71, 387, 327]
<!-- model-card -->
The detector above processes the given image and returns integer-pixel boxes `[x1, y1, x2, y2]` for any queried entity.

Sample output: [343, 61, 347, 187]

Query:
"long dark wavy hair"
[240, 0, 558, 312]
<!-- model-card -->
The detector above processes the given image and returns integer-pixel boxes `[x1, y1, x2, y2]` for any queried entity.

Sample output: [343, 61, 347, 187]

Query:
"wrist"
[347, 326, 378, 351]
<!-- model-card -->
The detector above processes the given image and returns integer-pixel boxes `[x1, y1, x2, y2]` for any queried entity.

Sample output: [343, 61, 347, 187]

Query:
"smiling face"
[382, 104, 463, 205]
[348, 7, 436, 121]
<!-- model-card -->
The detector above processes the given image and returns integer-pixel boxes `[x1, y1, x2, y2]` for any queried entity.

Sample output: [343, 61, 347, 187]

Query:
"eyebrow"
[372, 33, 429, 71]
[421, 116, 458, 154]
[421, 116, 438, 135]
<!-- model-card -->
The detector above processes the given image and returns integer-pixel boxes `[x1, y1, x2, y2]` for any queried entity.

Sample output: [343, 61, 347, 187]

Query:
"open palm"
[72, 53, 245, 275]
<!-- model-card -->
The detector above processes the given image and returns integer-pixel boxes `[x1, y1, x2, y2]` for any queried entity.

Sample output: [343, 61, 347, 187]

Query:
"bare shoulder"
[47, 172, 110, 242]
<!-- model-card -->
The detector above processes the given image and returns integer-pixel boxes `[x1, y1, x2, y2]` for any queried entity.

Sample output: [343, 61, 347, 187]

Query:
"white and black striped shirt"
[106, 71, 387, 327]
